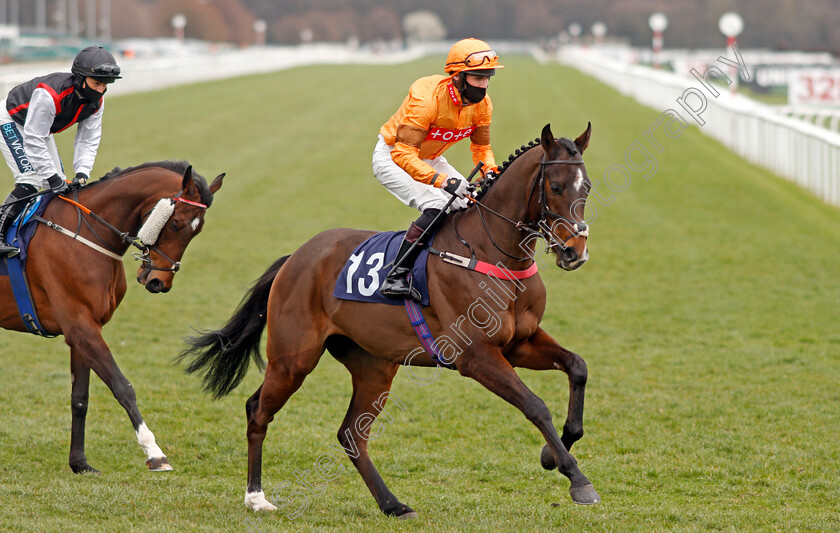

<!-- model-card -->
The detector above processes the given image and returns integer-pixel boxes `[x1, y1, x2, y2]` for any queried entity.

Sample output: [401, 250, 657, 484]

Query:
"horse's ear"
[181, 165, 195, 191]
[209, 173, 225, 194]
[540, 124, 555, 153]
[574, 122, 592, 154]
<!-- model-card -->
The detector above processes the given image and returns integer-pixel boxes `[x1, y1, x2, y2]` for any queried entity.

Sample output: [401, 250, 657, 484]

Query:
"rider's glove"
[46, 173, 69, 194]
[69, 172, 88, 191]
[443, 176, 472, 198]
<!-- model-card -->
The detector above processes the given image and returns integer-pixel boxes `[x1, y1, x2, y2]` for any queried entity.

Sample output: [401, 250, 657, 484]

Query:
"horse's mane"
[473, 136, 578, 202]
[86, 160, 213, 207]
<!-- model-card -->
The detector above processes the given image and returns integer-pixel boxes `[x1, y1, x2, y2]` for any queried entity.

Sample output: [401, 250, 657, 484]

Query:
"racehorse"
[0, 161, 223, 474]
[180, 124, 599, 517]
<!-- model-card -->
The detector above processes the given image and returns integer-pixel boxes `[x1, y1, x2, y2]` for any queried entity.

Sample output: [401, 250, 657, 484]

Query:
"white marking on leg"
[245, 490, 278, 512]
[574, 168, 584, 191]
[136, 422, 165, 460]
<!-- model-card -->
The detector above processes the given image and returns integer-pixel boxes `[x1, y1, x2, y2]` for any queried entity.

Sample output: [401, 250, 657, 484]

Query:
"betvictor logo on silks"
[1, 123, 33, 173]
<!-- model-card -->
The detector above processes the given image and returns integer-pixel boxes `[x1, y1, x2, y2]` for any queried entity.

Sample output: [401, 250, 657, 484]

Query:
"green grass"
[1, 56, 839, 532]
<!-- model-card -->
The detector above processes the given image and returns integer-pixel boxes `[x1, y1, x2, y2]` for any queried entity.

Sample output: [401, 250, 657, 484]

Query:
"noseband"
[133, 193, 207, 273]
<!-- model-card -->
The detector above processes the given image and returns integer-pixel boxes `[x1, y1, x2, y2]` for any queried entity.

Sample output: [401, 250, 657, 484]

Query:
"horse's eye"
[170, 219, 182, 232]
[550, 183, 563, 195]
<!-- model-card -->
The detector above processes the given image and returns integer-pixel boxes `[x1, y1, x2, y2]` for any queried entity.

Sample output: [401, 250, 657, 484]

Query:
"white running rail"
[559, 47, 840, 208]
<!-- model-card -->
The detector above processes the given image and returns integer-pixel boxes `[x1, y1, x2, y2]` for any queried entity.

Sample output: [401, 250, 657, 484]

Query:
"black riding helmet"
[71, 46, 122, 83]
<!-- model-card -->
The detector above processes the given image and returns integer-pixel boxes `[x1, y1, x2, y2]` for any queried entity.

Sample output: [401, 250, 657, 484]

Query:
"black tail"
[178, 255, 290, 398]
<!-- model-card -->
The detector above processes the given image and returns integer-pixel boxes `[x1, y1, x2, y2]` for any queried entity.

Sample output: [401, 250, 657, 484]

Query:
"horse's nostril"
[563, 247, 578, 263]
[146, 278, 163, 293]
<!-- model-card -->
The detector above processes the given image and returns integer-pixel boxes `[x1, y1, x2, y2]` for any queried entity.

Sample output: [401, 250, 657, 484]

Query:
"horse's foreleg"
[65, 325, 172, 471]
[507, 328, 588, 453]
[459, 347, 599, 505]
[69, 349, 98, 474]
[335, 350, 415, 518]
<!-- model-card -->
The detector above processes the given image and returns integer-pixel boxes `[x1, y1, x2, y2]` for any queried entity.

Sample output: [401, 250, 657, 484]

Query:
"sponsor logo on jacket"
[1, 122, 33, 173]
[426, 126, 475, 142]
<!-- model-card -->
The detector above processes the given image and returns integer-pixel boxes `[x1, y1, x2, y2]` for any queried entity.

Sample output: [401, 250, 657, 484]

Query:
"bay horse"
[0, 161, 223, 474]
[181, 124, 598, 517]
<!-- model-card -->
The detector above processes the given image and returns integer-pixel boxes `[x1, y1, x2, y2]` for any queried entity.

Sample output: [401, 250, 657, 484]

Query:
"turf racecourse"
[1, 55, 838, 532]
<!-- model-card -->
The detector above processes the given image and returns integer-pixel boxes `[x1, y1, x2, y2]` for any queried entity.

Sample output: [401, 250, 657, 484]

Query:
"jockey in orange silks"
[373, 38, 503, 301]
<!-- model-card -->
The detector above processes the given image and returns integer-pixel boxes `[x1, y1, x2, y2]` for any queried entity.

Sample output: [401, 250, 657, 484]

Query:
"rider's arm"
[73, 100, 103, 177]
[21, 88, 60, 178]
[389, 91, 447, 187]
[469, 98, 497, 175]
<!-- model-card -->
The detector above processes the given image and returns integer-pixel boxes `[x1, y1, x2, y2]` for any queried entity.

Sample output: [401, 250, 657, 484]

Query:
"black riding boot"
[0, 184, 37, 257]
[380, 208, 441, 302]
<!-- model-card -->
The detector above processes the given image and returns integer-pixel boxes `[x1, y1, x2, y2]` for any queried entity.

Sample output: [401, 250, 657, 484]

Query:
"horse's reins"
[467, 156, 589, 261]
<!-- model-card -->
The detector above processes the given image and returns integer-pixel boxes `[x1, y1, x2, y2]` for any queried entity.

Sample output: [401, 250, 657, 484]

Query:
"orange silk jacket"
[379, 75, 496, 188]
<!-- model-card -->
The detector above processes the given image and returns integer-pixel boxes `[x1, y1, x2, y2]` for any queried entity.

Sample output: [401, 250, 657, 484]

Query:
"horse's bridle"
[464, 156, 589, 262]
[55, 192, 205, 273]
[133, 193, 207, 273]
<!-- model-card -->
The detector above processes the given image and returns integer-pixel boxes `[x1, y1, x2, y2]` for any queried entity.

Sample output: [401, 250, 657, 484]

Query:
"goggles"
[447, 49, 498, 69]
[91, 63, 121, 76]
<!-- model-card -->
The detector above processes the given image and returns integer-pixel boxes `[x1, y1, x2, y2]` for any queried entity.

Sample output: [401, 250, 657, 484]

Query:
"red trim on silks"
[447, 82, 459, 105]
[7, 102, 29, 116]
[473, 260, 539, 279]
[55, 105, 84, 133]
[37, 83, 62, 113]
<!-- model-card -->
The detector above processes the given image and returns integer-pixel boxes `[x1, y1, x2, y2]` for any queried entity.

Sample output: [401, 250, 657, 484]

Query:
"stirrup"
[0, 243, 20, 257]
[379, 268, 422, 302]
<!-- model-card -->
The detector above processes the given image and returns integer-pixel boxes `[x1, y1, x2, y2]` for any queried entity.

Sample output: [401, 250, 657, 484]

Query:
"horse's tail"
[178, 255, 290, 399]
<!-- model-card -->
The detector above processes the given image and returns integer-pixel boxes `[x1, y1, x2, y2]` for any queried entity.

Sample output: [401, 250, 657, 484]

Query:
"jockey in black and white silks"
[0, 45, 121, 257]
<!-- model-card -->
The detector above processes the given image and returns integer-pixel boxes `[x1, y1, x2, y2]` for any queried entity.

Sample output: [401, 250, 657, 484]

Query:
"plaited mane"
[472, 137, 578, 202]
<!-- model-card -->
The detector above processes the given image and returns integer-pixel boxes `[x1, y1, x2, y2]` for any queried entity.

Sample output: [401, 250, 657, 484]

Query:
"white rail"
[560, 47, 840, 208]
[0, 44, 425, 98]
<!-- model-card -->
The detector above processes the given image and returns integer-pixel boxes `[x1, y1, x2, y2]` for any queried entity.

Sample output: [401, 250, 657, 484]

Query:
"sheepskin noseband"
[137, 198, 175, 245]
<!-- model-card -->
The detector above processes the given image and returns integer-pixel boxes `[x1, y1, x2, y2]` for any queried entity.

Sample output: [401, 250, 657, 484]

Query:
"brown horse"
[1, 161, 223, 473]
[181, 124, 598, 517]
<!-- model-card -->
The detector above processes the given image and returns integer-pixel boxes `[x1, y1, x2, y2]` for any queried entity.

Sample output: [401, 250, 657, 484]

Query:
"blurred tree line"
[20, 0, 840, 52]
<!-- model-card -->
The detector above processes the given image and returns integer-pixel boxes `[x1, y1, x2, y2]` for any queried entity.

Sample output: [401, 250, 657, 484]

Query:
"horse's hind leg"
[244, 347, 319, 512]
[68, 349, 98, 474]
[333, 346, 415, 518]
[507, 328, 589, 460]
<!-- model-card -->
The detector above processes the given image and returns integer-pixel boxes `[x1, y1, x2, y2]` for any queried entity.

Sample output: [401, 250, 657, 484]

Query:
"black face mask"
[461, 81, 487, 104]
[82, 84, 105, 103]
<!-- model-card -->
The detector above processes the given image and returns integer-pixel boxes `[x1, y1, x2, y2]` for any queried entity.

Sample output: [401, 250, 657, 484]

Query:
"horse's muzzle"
[556, 243, 589, 271]
[144, 278, 166, 293]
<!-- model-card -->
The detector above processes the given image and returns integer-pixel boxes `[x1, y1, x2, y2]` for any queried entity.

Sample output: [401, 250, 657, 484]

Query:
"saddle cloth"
[333, 230, 435, 307]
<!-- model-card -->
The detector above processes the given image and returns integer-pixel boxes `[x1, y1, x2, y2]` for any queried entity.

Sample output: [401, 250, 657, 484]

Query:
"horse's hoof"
[146, 456, 174, 471]
[245, 491, 277, 512]
[70, 463, 101, 475]
[385, 504, 418, 519]
[540, 444, 557, 470]
[569, 483, 600, 505]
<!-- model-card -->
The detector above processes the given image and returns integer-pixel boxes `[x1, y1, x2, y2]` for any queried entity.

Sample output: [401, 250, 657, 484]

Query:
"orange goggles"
[447, 49, 498, 68]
